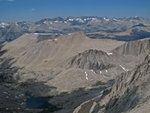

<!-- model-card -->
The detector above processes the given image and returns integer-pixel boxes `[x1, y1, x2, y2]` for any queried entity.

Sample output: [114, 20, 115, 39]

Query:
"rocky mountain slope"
[73, 55, 150, 113]
[1, 32, 124, 93]
[1, 31, 150, 113]
[73, 39, 150, 113]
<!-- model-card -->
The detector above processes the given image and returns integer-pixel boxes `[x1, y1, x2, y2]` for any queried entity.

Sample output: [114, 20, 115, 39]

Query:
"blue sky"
[0, 0, 150, 22]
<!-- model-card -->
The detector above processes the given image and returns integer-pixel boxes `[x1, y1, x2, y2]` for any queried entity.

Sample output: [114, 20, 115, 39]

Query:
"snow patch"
[54, 38, 58, 41]
[43, 21, 47, 24]
[85, 72, 88, 80]
[92, 18, 97, 21]
[105, 70, 108, 73]
[3, 91, 8, 94]
[20, 102, 24, 106]
[19, 94, 24, 97]
[120, 65, 128, 72]
[64, 21, 68, 24]
[1, 22, 8, 26]
[68, 33, 72, 35]
[107, 52, 113, 55]
[75, 18, 84, 23]
[91, 70, 96, 74]
[68, 18, 74, 21]
[100, 71, 102, 74]
[104, 17, 110, 22]
[33, 33, 39, 35]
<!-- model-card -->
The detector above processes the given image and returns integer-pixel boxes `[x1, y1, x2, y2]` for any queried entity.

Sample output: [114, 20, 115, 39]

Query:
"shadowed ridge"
[0, 43, 18, 83]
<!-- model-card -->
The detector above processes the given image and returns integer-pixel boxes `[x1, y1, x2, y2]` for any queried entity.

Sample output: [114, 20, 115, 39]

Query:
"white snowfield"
[100, 71, 102, 74]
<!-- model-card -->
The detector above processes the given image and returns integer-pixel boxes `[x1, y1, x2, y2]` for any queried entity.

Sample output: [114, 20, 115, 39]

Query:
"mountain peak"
[68, 49, 114, 71]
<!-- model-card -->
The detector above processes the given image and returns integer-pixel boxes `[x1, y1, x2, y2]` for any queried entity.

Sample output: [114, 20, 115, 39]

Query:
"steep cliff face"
[110, 38, 150, 72]
[103, 55, 150, 113]
[113, 38, 150, 56]
[74, 55, 150, 113]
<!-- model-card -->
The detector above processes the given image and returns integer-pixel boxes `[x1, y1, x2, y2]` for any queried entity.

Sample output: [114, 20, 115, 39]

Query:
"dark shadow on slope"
[18, 79, 61, 112]
[0, 43, 19, 83]
[40, 81, 113, 113]
[0, 43, 23, 113]
[0, 57, 18, 83]
[0, 44, 59, 113]
[19, 79, 57, 97]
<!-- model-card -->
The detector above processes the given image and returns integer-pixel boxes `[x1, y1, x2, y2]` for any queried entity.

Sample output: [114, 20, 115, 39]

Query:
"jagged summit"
[68, 49, 114, 71]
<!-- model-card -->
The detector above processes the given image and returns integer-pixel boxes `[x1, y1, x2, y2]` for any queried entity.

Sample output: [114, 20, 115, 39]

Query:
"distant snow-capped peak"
[0, 22, 9, 28]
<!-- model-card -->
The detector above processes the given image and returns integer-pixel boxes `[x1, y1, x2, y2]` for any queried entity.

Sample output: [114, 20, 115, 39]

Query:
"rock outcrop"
[74, 55, 150, 113]
[68, 49, 115, 72]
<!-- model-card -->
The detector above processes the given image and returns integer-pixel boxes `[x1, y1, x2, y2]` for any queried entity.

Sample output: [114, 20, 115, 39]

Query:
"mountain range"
[1, 16, 150, 42]
[0, 16, 150, 113]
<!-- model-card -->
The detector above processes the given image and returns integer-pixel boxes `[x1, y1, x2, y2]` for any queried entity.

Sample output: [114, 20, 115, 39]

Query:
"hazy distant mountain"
[0, 22, 9, 29]
[0, 16, 150, 42]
